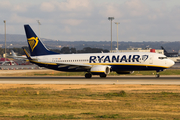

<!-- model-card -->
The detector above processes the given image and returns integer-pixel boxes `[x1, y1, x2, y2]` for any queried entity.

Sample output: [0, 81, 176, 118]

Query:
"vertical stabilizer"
[161, 46, 168, 54]
[24, 25, 59, 56]
[11, 50, 17, 57]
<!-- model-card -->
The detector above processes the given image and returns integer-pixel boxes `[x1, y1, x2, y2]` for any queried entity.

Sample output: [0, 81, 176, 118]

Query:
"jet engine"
[116, 71, 134, 74]
[90, 65, 111, 75]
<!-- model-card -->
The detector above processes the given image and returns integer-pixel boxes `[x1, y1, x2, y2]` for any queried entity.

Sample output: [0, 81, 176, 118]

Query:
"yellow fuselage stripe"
[91, 71, 104, 73]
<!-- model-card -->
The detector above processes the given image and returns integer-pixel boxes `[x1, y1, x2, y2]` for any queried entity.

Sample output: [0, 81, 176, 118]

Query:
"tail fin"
[11, 50, 17, 57]
[161, 46, 168, 54]
[24, 25, 59, 56]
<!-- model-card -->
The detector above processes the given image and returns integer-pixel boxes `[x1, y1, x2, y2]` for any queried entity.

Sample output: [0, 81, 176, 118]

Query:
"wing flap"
[56, 62, 92, 69]
[34, 61, 92, 69]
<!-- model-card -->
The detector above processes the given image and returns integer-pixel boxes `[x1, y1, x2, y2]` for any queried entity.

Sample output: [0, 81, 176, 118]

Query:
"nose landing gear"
[156, 73, 160, 78]
[156, 69, 163, 78]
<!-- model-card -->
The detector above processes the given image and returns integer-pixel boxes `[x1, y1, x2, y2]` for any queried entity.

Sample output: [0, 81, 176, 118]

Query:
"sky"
[1, 0, 180, 42]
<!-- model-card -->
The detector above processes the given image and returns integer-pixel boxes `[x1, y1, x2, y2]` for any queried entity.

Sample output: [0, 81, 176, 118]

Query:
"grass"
[33, 69, 180, 76]
[0, 85, 179, 119]
[34, 71, 86, 76]
[103, 90, 127, 97]
[129, 69, 180, 75]
[95, 114, 120, 118]
[1, 69, 180, 76]
[5, 114, 79, 119]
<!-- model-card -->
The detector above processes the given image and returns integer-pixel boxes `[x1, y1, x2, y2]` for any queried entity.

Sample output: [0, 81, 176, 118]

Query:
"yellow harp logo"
[28, 37, 39, 51]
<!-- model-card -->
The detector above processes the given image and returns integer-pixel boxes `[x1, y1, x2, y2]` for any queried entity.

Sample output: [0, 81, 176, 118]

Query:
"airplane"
[10, 50, 27, 60]
[23, 24, 175, 78]
[161, 46, 179, 57]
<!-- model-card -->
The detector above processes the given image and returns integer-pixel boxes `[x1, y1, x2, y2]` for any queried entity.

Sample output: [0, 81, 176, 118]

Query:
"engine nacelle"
[116, 71, 134, 74]
[90, 65, 111, 75]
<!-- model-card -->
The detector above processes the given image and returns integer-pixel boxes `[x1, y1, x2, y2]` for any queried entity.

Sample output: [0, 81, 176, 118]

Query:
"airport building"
[111, 47, 164, 55]
[110, 47, 180, 62]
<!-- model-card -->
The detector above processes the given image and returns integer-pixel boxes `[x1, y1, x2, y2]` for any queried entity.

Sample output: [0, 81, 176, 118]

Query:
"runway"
[0, 76, 180, 84]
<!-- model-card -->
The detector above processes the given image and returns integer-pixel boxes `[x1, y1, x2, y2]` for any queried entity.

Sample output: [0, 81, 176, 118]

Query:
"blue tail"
[24, 24, 59, 56]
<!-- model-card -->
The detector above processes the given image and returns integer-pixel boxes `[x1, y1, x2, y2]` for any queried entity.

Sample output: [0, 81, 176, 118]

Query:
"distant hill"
[0, 34, 54, 42]
[0, 34, 26, 42]
[0, 34, 180, 52]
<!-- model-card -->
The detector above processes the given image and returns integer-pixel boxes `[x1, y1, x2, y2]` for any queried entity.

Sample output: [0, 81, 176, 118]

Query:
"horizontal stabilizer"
[22, 48, 32, 60]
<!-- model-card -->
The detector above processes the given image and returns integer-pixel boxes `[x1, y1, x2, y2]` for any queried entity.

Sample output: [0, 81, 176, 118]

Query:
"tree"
[50, 49, 61, 53]
[77, 47, 109, 53]
[61, 47, 70, 54]
[70, 48, 76, 53]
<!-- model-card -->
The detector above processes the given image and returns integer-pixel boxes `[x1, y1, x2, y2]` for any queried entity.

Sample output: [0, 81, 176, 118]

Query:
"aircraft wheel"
[156, 74, 160, 78]
[85, 73, 92, 78]
[100, 74, 107, 78]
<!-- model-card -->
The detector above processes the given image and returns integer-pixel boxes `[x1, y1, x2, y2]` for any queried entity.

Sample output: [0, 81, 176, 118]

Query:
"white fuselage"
[34, 52, 174, 72]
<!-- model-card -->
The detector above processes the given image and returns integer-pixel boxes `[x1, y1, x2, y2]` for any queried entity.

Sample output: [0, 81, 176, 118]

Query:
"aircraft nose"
[167, 59, 175, 67]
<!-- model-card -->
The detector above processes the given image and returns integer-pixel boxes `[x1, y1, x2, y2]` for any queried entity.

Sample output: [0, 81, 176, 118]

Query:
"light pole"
[37, 20, 41, 38]
[3, 20, 6, 62]
[108, 17, 114, 52]
[115, 22, 120, 50]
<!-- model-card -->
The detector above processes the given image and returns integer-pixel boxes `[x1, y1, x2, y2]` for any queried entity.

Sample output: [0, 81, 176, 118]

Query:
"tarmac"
[0, 76, 179, 84]
[0, 63, 179, 85]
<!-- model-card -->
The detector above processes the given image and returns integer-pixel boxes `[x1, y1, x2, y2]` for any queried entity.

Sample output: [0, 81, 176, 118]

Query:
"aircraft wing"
[35, 61, 92, 69]
[9, 56, 27, 59]
[9, 50, 28, 60]
[56, 62, 92, 69]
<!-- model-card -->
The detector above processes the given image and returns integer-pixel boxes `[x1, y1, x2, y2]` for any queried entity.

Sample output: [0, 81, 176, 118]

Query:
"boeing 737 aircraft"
[23, 25, 174, 78]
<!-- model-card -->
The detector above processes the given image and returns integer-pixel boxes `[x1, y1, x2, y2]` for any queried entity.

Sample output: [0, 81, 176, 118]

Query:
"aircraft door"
[165, 58, 167, 64]
[149, 55, 153, 64]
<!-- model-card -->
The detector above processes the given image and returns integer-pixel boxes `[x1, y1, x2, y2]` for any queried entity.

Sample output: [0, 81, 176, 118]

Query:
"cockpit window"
[158, 57, 167, 59]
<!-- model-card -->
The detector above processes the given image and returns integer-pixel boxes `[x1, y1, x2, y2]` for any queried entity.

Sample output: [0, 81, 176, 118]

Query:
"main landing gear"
[85, 73, 92, 78]
[85, 73, 107, 78]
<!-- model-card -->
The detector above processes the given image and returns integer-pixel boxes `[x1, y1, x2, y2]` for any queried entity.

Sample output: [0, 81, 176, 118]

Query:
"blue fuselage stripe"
[32, 61, 166, 72]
